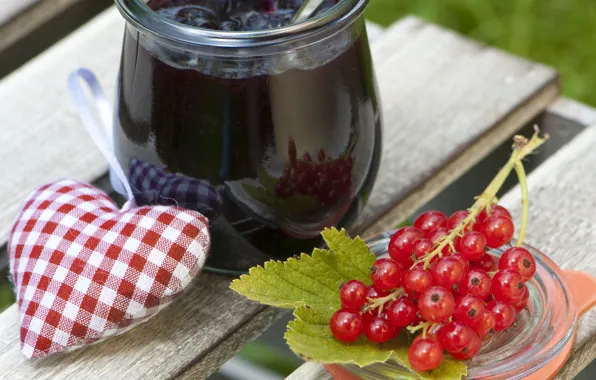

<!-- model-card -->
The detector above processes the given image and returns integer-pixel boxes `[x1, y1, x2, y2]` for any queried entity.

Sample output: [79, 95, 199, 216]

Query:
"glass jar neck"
[114, 0, 368, 49]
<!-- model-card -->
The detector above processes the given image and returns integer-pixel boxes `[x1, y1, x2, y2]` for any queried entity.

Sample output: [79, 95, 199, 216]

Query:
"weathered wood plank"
[0, 0, 105, 55]
[286, 362, 333, 380]
[500, 124, 596, 380]
[0, 10, 558, 380]
[356, 16, 559, 236]
[0, 8, 122, 247]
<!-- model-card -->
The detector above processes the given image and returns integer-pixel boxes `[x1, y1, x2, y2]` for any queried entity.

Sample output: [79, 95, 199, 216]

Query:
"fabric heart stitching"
[9, 180, 210, 358]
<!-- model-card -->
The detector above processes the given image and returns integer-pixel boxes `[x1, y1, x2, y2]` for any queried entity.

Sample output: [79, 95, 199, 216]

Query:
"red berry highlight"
[371, 258, 402, 290]
[408, 335, 444, 372]
[498, 247, 536, 281]
[364, 316, 396, 343]
[491, 270, 525, 303]
[450, 330, 481, 360]
[454, 295, 485, 325]
[412, 238, 433, 260]
[447, 210, 470, 230]
[478, 205, 512, 224]
[430, 256, 466, 287]
[414, 211, 448, 238]
[330, 309, 364, 343]
[389, 227, 424, 263]
[459, 269, 491, 299]
[437, 321, 474, 353]
[469, 310, 496, 337]
[339, 280, 368, 311]
[418, 286, 455, 323]
[486, 300, 516, 331]
[458, 232, 487, 260]
[386, 297, 418, 328]
[403, 267, 433, 294]
[476, 215, 514, 248]
[472, 254, 497, 272]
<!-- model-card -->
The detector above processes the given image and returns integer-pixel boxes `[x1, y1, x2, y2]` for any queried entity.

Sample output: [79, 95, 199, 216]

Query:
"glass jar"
[326, 232, 583, 380]
[113, 0, 382, 274]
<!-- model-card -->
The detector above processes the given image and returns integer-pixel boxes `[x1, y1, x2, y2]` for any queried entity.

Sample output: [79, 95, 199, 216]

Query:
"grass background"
[365, 0, 596, 106]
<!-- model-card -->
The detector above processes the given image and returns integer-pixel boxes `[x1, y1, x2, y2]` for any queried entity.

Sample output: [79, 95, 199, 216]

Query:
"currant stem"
[412, 128, 548, 269]
[364, 288, 405, 313]
[514, 161, 529, 246]
[406, 321, 430, 335]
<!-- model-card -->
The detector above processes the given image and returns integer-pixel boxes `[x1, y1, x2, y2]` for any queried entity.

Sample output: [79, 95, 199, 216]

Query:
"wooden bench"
[0, 0, 111, 75]
[1, 5, 595, 380]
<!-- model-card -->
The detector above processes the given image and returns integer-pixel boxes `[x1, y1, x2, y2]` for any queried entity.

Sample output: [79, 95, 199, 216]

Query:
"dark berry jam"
[115, 0, 381, 273]
[147, 0, 339, 31]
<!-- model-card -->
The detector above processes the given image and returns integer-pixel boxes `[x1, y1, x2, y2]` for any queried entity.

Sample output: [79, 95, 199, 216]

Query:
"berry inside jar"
[147, 0, 340, 31]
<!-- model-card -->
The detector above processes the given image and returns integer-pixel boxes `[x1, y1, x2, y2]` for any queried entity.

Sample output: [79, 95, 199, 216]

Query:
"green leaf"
[230, 228, 467, 380]
[230, 228, 375, 311]
[286, 306, 467, 380]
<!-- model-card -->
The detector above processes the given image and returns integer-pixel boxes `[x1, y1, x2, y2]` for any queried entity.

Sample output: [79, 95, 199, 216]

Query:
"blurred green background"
[365, 0, 596, 106]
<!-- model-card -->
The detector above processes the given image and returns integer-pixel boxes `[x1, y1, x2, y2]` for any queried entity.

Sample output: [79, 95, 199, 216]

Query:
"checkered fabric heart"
[8, 180, 210, 358]
[128, 158, 223, 219]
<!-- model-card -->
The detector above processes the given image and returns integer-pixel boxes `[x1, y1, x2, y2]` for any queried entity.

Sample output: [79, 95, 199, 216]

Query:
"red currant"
[437, 321, 473, 353]
[478, 205, 512, 224]
[511, 283, 530, 311]
[408, 335, 444, 372]
[386, 297, 418, 328]
[450, 252, 470, 272]
[428, 228, 453, 254]
[318, 148, 326, 161]
[447, 210, 470, 230]
[472, 254, 497, 272]
[403, 267, 433, 294]
[491, 270, 525, 303]
[475, 215, 514, 248]
[330, 309, 364, 343]
[459, 269, 491, 298]
[430, 256, 466, 287]
[367, 285, 389, 299]
[418, 286, 455, 323]
[371, 258, 401, 290]
[412, 238, 433, 260]
[458, 232, 486, 261]
[486, 300, 516, 331]
[288, 139, 297, 167]
[339, 280, 368, 311]
[364, 316, 397, 343]
[454, 295, 485, 325]
[414, 211, 448, 238]
[450, 330, 481, 360]
[469, 310, 496, 337]
[498, 247, 536, 281]
[389, 227, 424, 263]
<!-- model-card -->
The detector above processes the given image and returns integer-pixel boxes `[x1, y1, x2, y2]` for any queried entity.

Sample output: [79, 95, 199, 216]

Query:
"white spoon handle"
[291, 0, 327, 24]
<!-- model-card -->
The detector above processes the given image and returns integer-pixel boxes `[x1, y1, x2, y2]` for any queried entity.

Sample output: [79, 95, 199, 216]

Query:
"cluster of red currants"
[329, 206, 537, 372]
[274, 139, 353, 205]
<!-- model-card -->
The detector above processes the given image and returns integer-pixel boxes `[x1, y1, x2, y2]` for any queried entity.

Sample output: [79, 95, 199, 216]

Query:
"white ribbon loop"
[67, 68, 134, 200]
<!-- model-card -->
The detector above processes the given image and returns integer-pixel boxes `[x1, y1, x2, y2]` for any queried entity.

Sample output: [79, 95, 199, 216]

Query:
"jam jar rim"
[114, 0, 369, 49]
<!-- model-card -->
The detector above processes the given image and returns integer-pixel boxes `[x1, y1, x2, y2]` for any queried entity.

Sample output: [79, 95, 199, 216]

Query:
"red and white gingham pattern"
[8, 180, 210, 358]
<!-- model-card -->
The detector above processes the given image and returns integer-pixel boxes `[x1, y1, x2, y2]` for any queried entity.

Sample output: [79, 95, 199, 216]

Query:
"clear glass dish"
[331, 231, 578, 380]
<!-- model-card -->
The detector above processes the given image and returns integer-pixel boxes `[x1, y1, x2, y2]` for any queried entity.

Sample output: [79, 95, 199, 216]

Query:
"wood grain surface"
[0, 0, 89, 54]
[353, 16, 559, 236]
[0, 9, 559, 380]
[500, 123, 596, 380]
